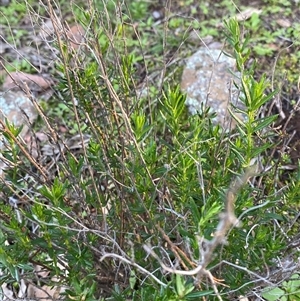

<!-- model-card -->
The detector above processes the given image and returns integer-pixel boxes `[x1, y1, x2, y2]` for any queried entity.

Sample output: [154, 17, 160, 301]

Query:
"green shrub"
[0, 1, 299, 301]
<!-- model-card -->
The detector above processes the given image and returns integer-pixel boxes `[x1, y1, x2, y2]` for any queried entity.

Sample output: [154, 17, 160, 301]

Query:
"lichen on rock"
[181, 47, 244, 130]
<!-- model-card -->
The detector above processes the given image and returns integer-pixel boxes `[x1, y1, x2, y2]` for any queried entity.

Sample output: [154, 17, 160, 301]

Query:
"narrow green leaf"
[175, 274, 185, 297]
[251, 142, 273, 157]
[186, 290, 214, 299]
[241, 75, 252, 107]
[253, 115, 278, 133]
[254, 89, 278, 110]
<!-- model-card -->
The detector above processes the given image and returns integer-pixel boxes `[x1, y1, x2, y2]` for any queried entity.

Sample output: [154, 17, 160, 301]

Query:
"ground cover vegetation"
[0, 0, 299, 300]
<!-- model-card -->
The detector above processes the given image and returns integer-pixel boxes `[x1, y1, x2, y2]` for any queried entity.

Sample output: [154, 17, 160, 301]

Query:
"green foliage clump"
[0, 1, 299, 301]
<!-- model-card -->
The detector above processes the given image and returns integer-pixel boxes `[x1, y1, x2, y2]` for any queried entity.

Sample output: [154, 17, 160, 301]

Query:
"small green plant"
[262, 274, 300, 301]
[0, 0, 29, 26]
[224, 18, 278, 166]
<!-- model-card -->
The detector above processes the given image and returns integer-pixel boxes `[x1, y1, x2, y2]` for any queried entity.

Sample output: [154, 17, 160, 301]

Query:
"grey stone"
[0, 90, 38, 174]
[181, 47, 244, 129]
[0, 0, 10, 6]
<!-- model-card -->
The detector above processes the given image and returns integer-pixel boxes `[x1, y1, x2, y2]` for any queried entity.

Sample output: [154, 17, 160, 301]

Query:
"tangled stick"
[143, 165, 257, 299]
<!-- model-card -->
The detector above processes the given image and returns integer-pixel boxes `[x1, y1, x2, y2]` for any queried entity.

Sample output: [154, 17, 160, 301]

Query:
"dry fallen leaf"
[2, 72, 53, 91]
[35, 132, 48, 142]
[1, 283, 14, 299]
[17, 279, 27, 298]
[218, 7, 262, 27]
[66, 24, 85, 50]
[39, 18, 55, 40]
[27, 283, 62, 301]
[235, 8, 262, 21]
[276, 19, 292, 28]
